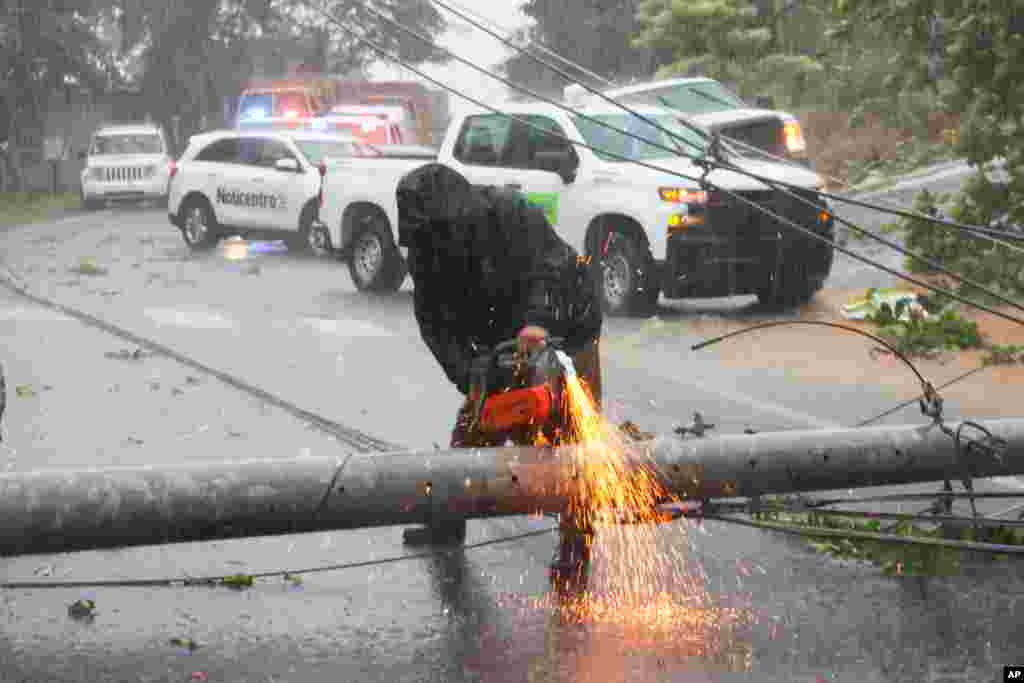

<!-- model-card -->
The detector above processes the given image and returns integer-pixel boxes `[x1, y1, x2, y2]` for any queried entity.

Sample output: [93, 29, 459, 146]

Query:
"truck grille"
[708, 188, 825, 243]
[101, 166, 147, 182]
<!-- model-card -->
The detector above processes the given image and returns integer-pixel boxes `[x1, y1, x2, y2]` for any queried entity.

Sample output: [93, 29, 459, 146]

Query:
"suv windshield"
[293, 139, 359, 165]
[573, 113, 707, 162]
[90, 134, 164, 155]
[621, 81, 746, 115]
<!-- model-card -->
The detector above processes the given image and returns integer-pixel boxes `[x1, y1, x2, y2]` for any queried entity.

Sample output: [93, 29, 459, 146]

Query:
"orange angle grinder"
[467, 337, 577, 444]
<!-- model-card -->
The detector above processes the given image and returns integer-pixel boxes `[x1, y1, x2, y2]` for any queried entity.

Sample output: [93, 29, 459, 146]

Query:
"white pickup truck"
[320, 101, 835, 314]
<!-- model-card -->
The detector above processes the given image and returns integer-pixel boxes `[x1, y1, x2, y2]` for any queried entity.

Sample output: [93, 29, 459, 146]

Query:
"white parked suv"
[167, 129, 363, 252]
[79, 123, 173, 210]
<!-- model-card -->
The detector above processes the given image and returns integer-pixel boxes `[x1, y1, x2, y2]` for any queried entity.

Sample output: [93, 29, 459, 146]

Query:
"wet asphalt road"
[0, 170, 1022, 682]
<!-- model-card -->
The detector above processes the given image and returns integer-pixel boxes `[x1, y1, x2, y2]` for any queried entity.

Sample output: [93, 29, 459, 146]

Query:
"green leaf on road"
[15, 384, 52, 398]
[170, 637, 200, 651]
[220, 574, 254, 589]
[70, 259, 108, 277]
[67, 599, 96, 619]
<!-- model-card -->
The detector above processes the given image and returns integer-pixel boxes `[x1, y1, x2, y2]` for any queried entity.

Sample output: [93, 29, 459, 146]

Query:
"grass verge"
[0, 192, 81, 230]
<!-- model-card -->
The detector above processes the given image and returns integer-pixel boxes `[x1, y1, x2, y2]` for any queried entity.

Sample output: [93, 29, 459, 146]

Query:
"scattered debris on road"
[983, 344, 1024, 366]
[220, 574, 254, 590]
[170, 637, 200, 652]
[104, 348, 154, 362]
[67, 599, 96, 620]
[15, 384, 52, 398]
[69, 258, 108, 277]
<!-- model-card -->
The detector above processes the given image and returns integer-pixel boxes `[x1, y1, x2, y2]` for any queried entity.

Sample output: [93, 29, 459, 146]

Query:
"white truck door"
[446, 113, 517, 189]
[504, 115, 589, 254]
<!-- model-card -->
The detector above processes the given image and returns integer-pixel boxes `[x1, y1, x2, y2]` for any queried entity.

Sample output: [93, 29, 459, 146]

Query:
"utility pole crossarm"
[0, 419, 1021, 558]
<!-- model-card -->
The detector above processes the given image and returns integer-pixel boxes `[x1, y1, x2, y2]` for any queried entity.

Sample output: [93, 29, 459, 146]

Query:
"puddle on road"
[298, 317, 397, 338]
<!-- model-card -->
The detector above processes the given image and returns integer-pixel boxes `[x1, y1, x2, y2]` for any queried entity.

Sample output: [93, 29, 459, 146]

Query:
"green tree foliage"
[115, 0, 447, 148]
[1, 0, 121, 189]
[500, 0, 673, 96]
[860, 2, 1024, 290]
[632, 0, 929, 123]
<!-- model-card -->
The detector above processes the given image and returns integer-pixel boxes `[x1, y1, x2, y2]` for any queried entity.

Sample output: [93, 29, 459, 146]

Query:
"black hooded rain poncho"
[396, 163, 602, 395]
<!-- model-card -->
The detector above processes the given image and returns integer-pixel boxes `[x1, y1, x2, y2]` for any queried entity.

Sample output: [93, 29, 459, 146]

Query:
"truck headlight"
[659, 187, 708, 204]
[143, 165, 156, 178]
[89, 167, 104, 181]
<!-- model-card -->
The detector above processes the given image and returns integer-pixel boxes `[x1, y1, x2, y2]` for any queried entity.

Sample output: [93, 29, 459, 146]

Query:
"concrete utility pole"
[0, 419, 1021, 557]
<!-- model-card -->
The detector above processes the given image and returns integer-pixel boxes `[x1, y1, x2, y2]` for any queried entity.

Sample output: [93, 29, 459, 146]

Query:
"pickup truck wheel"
[600, 234, 658, 317]
[179, 197, 220, 251]
[349, 219, 405, 293]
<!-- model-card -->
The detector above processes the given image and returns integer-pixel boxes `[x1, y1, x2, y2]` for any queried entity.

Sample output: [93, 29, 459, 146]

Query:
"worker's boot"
[402, 519, 467, 546]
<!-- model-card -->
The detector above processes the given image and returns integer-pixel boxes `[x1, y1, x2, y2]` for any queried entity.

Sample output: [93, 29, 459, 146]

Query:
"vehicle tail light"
[169, 160, 178, 180]
[782, 121, 807, 155]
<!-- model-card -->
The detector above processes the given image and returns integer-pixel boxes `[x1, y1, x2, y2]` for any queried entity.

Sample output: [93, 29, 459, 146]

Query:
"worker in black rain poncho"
[396, 163, 603, 546]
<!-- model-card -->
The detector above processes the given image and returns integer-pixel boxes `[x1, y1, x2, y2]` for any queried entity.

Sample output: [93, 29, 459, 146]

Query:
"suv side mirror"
[274, 157, 301, 172]
[535, 148, 578, 184]
[754, 95, 776, 110]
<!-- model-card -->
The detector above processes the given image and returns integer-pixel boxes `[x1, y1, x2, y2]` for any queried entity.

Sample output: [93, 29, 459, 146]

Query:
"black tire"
[756, 261, 821, 310]
[757, 233, 833, 310]
[347, 213, 406, 293]
[287, 203, 331, 257]
[599, 232, 659, 317]
[178, 196, 220, 251]
[81, 192, 102, 211]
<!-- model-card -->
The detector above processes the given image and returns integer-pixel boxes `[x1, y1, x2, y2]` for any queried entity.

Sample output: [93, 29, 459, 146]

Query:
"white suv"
[80, 123, 173, 209]
[167, 129, 362, 252]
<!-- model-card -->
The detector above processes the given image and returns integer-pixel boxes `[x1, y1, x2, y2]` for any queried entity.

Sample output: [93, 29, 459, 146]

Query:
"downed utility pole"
[0, 418, 1020, 557]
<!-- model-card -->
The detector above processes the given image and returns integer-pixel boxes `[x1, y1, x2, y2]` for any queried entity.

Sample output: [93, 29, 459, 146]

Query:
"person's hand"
[518, 325, 548, 355]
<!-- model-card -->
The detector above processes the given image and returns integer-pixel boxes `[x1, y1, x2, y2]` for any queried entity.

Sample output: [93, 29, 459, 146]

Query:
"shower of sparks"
[524, 374, 757, 661]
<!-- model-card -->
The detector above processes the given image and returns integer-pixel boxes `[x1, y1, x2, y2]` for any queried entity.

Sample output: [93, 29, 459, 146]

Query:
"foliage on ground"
[0, 193, 80, 229]
[848, 288, 985, 359]
[756, 498, 1024, 577]
[983, 344, 1024, 366]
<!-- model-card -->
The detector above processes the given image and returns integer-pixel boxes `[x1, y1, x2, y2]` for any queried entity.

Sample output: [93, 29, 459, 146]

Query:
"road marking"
[682, 374, 842, 429]
[143, 307, 238, 330]
[607, 350, 841, 429]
